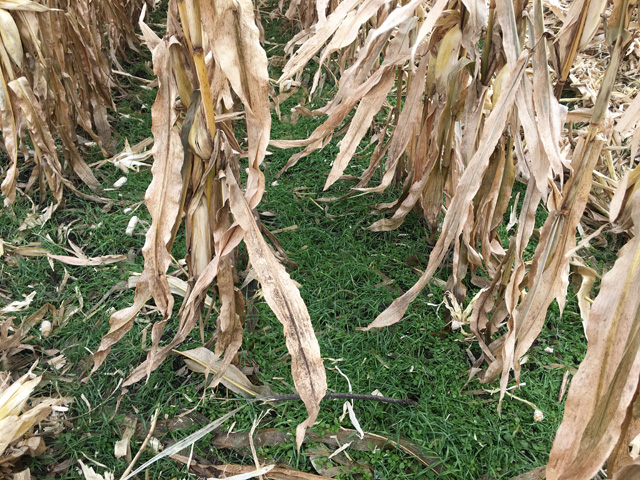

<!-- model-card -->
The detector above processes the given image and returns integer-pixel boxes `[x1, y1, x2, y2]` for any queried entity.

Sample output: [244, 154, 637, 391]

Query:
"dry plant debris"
[0, 369, 69, 475]
[272, 0, 640, 477]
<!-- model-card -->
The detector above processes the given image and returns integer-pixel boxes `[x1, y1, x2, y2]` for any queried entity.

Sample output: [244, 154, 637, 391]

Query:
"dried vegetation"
[0, 0, 149, 474]
[1, 0, 640, 478]
[275, 0, 640, 477]
[0, 0, 152, 210]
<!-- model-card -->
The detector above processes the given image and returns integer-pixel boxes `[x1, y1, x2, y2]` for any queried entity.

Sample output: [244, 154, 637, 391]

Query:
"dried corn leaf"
[227, 165, 326, 449]
[90, 37, 184, 378]
[362, 49, 529, 330]
[0, 372, 66, 464]
[0, 68, 18, 206]
[176, 347, 275, 398]
[140, 39, 184, 321]
[0, 9, 23, 68]
[546, 190, 640, 479]
[324, 69, 395, 190]
[48, 254, 126, 267]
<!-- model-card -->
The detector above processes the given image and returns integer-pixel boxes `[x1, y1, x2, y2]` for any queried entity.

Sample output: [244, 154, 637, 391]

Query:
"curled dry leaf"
[176, 347, 275, 399]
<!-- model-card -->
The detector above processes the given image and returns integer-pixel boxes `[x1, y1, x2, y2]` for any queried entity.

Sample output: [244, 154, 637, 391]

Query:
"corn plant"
[90, 0, 326, 447]
[0, 0, 149, 209]
[274, 0, 639, 475]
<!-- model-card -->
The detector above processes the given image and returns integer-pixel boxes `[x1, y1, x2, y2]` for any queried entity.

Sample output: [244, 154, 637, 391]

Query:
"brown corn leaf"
[90, 37, 184, 379]
[277, 0, 362, 86]
[357, 53, 428, 194]
[226, 164, 326, 450]
[546, 189, 640, 479]
[409, 0, 448, 66]
[607, 393, 640, 475]
[141, 38, 184, 321]
[89, 279, 151, 379]
[553, 0, 606, 96]
[502, 132, 604, 405]
[610, 165, 640, 233]
[496, 0, 630, 407]
[612, 458, 640, 480]
[0, 8, 23, 69]
[0, 1, 144, 206]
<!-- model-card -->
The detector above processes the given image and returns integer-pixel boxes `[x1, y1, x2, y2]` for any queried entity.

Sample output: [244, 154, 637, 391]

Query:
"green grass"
[0, 5, 618, 480]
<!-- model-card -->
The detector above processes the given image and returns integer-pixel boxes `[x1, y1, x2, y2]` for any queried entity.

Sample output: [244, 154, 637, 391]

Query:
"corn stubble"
[90, 0, 326, 448]
[276, 0, 639, 477]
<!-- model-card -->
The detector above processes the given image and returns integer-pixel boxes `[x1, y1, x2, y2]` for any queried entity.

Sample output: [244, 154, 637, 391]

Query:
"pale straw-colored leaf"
[546, 190, 640, 480]
[176, 347, 275, 398]
[226, 164, 326, 450]
[0, 9, 22, 68]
